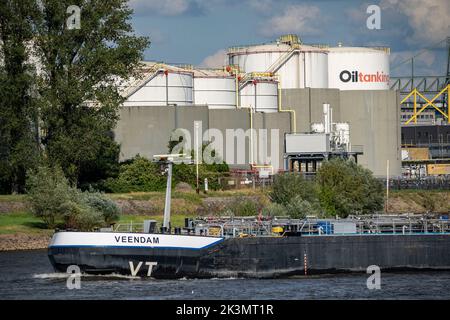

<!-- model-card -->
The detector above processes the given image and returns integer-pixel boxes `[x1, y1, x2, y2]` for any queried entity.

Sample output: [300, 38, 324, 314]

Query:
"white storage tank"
[193, 69, 236, 109]
[228, 35, 328, 89]
[239, 79, 278, 113]
[122, 63, 194, 106]
[328, 46, 390, 90]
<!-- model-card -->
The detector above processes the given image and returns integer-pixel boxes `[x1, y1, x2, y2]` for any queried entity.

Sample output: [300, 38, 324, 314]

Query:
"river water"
[0, 249, 449, 300]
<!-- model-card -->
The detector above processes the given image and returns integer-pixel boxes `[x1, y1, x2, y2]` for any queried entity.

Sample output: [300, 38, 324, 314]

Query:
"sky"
[129, 0, 450, 77]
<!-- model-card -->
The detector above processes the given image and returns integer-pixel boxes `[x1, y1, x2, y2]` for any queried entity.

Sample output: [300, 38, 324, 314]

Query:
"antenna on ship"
[153, 153, 192, 233]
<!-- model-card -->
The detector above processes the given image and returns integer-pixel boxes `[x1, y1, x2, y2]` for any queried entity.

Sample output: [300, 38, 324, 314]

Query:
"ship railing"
[114, 222, 144, 233]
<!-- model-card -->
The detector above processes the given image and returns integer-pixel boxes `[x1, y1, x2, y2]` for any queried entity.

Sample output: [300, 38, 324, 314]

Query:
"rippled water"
[1, 250, 450, 300]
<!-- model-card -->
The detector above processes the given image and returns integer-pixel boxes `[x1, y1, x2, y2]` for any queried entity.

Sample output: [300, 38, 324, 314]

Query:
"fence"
[220, 171, 450, 190]
[382, 176, 450, 190]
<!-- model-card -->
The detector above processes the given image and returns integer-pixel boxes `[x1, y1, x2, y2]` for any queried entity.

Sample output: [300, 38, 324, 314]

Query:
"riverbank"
[0, 233, 52, 251]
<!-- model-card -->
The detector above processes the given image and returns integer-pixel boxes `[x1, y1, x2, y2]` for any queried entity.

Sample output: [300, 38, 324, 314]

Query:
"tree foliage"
[315, 158, 384, 217]
[26, 165, 121, 230]
[103, 155, 167, 193]
[104, 153, 230, 193]
[267, 159, 384, 219]
[0, 0, 41, 193]
[269, 173, 318, 205]
[33, 0, 149, 184]
[0, 0, 149, 193]
[225, 196, 261, 217]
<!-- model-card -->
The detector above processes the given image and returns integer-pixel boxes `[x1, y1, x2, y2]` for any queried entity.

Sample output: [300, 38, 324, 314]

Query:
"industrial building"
[390, 37, 450, 177]
[114, 35, 401, 177]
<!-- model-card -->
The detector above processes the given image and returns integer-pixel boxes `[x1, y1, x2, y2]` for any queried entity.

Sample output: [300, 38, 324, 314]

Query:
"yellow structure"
[402, 147, 430, 161]
[402, 84, 450, 125]
[427, 164, 450, 175]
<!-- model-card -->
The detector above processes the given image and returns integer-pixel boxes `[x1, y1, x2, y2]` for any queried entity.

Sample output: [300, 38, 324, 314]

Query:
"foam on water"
[33, 273, 141, 280]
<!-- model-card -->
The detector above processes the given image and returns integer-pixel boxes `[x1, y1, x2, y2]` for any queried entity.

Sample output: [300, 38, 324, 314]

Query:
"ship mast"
[153, 153, 191, 233]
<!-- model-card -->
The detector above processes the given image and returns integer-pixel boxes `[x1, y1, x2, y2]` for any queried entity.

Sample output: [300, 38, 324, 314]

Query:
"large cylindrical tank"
[228, 39, 328, 89]
[193, 70, 236, 109]
[328, 47, 390, 90]
[239, 80, 278, 113]
[123, 64, 193, 106]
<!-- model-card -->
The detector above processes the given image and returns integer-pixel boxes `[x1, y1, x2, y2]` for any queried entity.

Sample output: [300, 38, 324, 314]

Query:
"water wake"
[33, 273, 141, 280]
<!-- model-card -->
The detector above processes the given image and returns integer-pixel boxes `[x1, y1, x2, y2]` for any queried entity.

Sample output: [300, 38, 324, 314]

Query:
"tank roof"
[228, 43, 328, 55]
[328, 46, 390, 54]
[139, 61, 193, 73]
[192, 68, 232, 77]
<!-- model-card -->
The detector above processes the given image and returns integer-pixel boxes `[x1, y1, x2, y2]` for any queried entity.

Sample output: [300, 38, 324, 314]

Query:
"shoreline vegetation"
[0, 189, 449, 252]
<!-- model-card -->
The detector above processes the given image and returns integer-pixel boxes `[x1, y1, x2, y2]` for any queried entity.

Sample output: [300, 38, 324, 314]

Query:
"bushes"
[269, 173, 317, 205]
[262, 202, 287, 217]
[226, 196, 261, 216]
[269, 173, 321, 219]
[26, 165, 121, 230]
[26, 166, 73, 228]
[285, 196, 321, 219]
[103, 155, 229, 193]
[82, 190, 121, 224]
[266, 159, 384, 219]
[103, 156, 166, 193]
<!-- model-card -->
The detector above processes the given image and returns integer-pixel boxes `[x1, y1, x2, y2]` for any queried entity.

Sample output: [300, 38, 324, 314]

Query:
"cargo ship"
[47, 155, 450, 278]
[48, 215, 450, 278]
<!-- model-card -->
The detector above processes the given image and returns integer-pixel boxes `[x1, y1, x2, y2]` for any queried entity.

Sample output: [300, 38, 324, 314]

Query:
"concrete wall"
[115, 106, 290, 170]
[340, 90, 401, 177]
[281, 88, 341, 133]
[115, 88, 401, 177]
[115, 106, 176, 159]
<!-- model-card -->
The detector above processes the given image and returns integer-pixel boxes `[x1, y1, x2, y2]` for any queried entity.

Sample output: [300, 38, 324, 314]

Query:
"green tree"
[0, 0, 41, 193]
[269, 173, 318, 205]
[32, 0, 149, 185]
[315, 158, 384, 217]
[1, 0, 148, 192]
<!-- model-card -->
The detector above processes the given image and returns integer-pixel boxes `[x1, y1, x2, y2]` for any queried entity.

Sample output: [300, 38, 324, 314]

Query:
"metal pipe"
[195, 122, 200, 194]
[276, 74, 297, 133]
[235, 72, 239, 109]
[165, 70, 169, 106]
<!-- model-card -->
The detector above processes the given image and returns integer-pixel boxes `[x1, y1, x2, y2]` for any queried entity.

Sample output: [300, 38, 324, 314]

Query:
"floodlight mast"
[153, 154, 191, 233]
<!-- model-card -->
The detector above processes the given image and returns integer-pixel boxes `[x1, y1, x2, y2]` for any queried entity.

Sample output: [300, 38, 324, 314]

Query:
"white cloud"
[199, 49, 228, 68]
[261, 4, 322, 37]
[130, 0, 190, 16]
[248, 0, 275, 14]
[380, 0, 450, 44]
